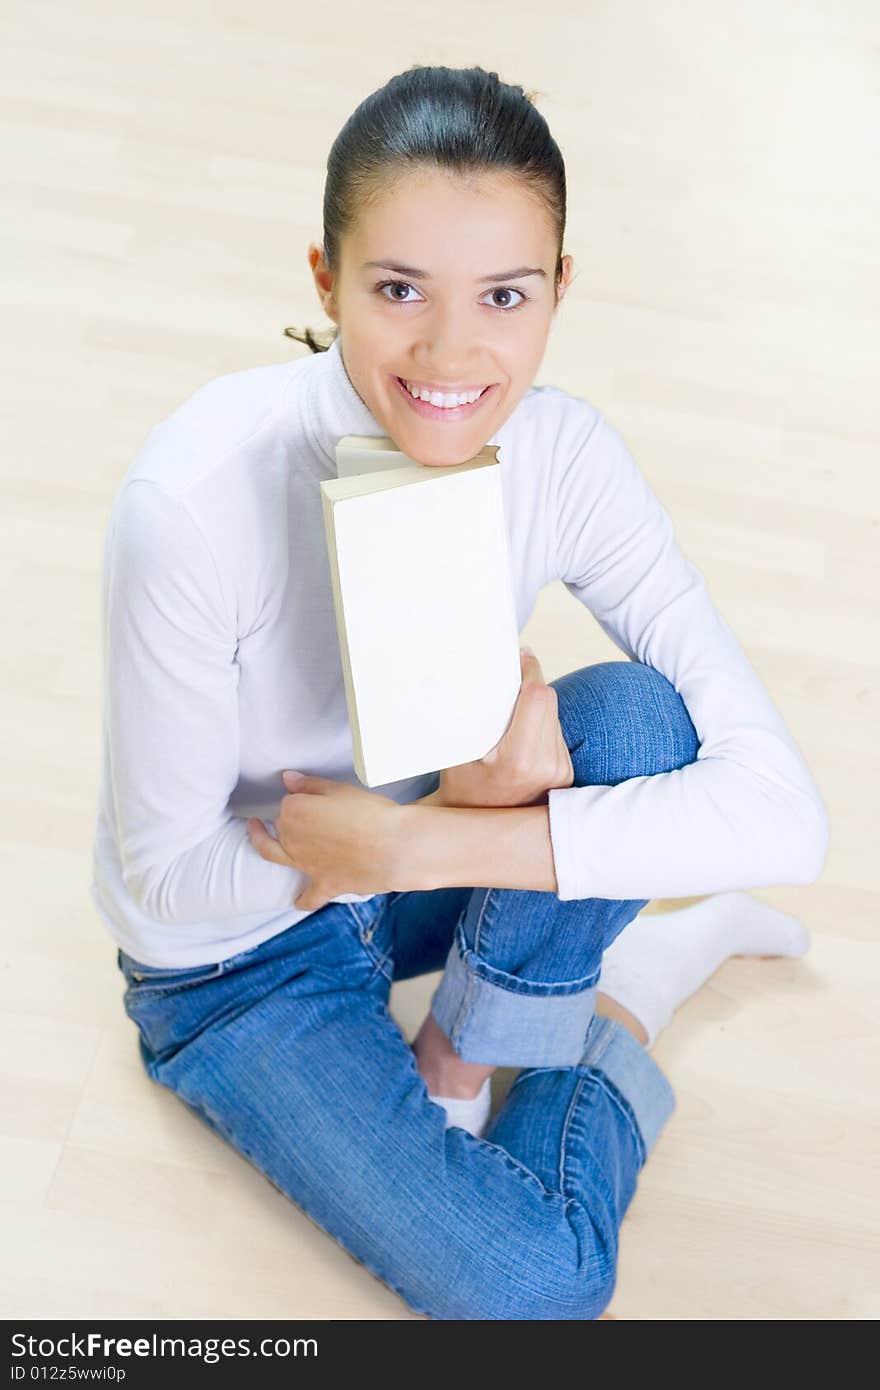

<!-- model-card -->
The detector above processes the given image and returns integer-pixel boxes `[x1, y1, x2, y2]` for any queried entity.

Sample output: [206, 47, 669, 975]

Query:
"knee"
[489, 1260, 616, 1322]
[550, 660, 699, 784]
[423, 1220, 618, 1321]
[447, 1261, 616, 1322]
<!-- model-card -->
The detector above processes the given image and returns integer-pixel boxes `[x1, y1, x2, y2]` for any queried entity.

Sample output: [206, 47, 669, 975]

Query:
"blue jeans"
[116, 660, 698, 1320]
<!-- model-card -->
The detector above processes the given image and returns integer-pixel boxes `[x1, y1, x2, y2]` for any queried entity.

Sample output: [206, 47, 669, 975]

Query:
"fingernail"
[520, 644, 535, 657]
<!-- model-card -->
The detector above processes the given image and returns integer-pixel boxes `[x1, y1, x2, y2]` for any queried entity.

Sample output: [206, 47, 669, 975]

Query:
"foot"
[412, 1011, 495, 1099]
[596, 890, 811, 1049]
[412, 1011, 496, 1137]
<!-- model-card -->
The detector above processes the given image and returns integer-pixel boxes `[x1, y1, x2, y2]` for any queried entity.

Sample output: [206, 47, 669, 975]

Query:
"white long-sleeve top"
[90, 335, 830, 967]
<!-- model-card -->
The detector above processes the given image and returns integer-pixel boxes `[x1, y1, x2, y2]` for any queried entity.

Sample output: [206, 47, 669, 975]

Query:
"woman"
[93, 65, 828, 1319]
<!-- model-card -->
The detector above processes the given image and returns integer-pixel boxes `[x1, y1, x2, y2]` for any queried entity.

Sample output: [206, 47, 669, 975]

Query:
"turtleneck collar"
[301, 333, 506, 475]
[303, 335, 384, 470]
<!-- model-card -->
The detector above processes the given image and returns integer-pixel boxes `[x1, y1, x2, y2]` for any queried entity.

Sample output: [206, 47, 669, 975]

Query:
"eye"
[376, 280, 424, 304]
[481, 286, 529, 311]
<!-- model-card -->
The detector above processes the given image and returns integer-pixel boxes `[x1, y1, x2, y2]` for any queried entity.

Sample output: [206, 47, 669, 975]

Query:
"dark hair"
[283, 64, 567, 353]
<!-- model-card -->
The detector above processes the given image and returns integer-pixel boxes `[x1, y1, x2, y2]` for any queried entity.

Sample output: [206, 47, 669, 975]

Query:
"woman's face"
[308, 168, 573, 467]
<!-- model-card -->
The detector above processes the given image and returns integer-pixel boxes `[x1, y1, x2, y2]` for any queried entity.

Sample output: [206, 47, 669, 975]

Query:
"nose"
[411, 302, 483, 383]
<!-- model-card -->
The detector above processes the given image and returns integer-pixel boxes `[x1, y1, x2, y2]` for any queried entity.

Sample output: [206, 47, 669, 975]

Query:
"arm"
[399, 801, 558, 893]
[542, 410, 829, 900]
[102, 479, 311, 923]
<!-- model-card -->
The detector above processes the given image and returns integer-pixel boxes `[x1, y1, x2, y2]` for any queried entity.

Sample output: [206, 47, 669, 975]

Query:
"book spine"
[319, 483, 370, 787]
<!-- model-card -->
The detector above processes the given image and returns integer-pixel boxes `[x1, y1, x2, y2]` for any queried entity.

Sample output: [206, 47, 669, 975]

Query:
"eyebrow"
[361, 260, 547, 283]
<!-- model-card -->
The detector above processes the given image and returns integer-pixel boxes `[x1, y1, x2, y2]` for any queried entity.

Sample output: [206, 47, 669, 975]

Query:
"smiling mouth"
[392, 374, 497, 419]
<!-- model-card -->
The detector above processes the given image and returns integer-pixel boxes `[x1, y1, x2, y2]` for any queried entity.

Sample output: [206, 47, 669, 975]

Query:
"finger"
[282, 769, 333, 794]
[247, 818, 295, 868]
[503, 680, 556, 768]
[485, 653, 548, 762]
[519, 647, 544, 681]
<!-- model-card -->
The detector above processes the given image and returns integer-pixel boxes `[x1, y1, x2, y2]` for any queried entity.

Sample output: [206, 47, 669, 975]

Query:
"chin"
[403, 436, 484, 469]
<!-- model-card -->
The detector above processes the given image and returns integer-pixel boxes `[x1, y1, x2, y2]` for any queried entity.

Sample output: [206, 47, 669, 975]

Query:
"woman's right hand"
[429, 648, 575, 809]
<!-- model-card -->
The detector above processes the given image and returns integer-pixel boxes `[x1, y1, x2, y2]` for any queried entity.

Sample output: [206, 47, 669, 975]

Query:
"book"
[320, 434, 523, 788]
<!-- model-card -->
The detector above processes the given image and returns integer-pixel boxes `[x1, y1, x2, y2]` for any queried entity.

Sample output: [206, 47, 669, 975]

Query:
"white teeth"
[402, 379, 486, 408]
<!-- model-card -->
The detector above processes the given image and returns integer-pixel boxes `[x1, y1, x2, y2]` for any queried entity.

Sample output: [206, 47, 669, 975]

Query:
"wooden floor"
[2, 0, 877, 1320]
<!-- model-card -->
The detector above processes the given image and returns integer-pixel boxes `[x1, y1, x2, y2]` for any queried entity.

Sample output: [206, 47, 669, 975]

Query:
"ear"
[555, 253, 575, 306]
[308, 241, 338, 321]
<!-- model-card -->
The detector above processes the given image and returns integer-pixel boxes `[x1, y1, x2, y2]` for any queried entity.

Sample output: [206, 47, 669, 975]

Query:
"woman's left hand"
[246, 769, 406, 912]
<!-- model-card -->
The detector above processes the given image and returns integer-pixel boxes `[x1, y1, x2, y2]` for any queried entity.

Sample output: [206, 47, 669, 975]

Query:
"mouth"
[392, 374, 498, 421]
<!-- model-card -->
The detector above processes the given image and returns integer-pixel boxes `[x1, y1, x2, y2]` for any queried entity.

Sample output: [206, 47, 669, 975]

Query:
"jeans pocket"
[118, 952, 226, 997]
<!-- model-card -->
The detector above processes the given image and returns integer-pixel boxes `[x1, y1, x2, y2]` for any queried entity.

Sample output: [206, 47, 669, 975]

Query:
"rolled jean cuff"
[578, 1014, 676, 1159]
[430, 926, 600, 1068]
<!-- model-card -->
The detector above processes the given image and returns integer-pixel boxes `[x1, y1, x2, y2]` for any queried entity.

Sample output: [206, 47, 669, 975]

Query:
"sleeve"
[103, 479, 309, 924]
[545, 412, 831, 901]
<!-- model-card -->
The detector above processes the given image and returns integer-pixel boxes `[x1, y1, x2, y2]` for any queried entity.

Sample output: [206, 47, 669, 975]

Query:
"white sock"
[597, 890, 811, 1048]
[429, 1077, 492, 1138]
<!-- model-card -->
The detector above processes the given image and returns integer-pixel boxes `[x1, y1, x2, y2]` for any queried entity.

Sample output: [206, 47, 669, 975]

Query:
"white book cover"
[321, 435, 522, 787]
